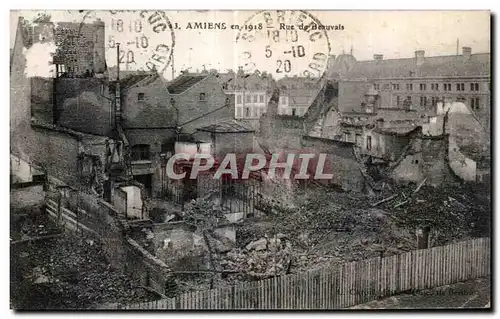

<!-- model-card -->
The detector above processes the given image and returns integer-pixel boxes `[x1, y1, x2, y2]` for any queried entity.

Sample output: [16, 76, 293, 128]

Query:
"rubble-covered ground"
[211, 181, 491, 285]
[10, 206, 157, 310]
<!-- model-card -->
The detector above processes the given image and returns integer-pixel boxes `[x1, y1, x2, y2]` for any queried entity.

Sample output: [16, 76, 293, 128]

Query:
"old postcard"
[10, 10, 491, 310]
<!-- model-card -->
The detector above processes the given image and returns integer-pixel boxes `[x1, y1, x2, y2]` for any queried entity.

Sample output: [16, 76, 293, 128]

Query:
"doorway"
[134, 174, 153, 197]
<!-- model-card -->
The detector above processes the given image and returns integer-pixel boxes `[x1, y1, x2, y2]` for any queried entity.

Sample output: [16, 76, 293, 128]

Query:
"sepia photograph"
[9, 9, 491, 310]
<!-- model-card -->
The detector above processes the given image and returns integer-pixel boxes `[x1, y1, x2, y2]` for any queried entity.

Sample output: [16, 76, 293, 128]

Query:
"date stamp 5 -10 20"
[236, 10, 333, 78]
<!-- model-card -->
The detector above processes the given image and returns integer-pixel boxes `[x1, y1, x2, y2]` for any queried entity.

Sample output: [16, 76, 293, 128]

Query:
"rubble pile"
[11, 212, 157, 310]
[10, 206, 59, 241]
[375, 182, 491, 246]
[218, 234, 292, 280]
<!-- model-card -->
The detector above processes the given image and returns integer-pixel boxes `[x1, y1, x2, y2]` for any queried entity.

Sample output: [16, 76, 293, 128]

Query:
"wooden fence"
[103, 237, 490, 310]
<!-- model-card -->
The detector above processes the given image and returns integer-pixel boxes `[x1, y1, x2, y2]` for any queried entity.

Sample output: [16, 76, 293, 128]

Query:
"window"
[366, 136, 372, 151]
[199, 93, 206, 101]
[374, 84, 380, 90]
[355, 134, 362, 146]
[456, 83, 465, 91]
[236, 95, 242, 104]
[131, 144, 150, 161]
[406, 83, 413, 91]
[253, 94, 258, 103]
[246, 94, 251, 103]
[431, 83, 439, 91]
[392, 83, 400, 90]
[292, 109, 297, 116]
[419, 83, 426, 91]
[236, 107, 243, 118]
[431, 97, 437, 106]
[470, 83, 480, 91]
[420, 96, 428, 107]
[444, 83, 452, 91]
[396, 96, 400, 106]
[137, 93, 145, 101]
[471, 97, 481, 110]
[259, 94, 264, 103]
[344, 132, 350, 142]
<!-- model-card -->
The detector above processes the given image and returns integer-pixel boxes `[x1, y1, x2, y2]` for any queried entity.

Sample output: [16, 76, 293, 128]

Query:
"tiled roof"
[288, 88, 319, 107]
[373, 126, 421, 136]
[346, 53, 490, 80]
[167, 75, 207, 94]
[196, 120, 255, 133]
[120, 73, 158, 89]
[217, 72, 274, 91]
[277, 76, 319, 89]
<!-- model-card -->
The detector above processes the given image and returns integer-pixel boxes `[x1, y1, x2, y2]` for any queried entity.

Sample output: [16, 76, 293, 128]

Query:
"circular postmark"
[72, 10, 175, 79]
[235, 10, 331, 79]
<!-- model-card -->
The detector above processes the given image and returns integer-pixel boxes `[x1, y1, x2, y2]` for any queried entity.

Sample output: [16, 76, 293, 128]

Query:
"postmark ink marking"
[76, 10, 175, 79]
[235, 10, 331, 78]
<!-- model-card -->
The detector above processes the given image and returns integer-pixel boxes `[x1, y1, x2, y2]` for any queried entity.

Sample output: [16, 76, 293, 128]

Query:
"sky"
[11, 10, 491, 81]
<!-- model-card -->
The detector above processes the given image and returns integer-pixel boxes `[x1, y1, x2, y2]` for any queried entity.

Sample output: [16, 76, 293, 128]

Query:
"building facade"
[312, 47, 491, 150]
[339, 47, 490, 128]
[217, 70, 275, 120]
[277, 76, 320, 116]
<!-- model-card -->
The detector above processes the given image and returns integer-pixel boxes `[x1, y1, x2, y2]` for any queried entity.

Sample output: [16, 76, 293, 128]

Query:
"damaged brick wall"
[389, 135, 457, 186]
[55, 78, 113, 136]
[300, 136, 364, 192]
[48, 185, 172, 294]
[31, 77, 54, 124]
[27, 126, 81, 186]
[259, 114, 305, 151]
[125, 129, 176, 197]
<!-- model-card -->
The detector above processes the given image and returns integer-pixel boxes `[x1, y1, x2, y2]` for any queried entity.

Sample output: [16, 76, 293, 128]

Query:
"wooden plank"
[350, 262, 355, 307]
[446, 243, 450, 286]
[431, 247, 435, 289]
[457, 241, 462, 282]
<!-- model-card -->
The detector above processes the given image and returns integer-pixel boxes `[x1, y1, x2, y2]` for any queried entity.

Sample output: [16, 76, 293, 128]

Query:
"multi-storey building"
[218, 69, 275, 120]
[339, 47, 490, 129]
[308, 47, 491, 173]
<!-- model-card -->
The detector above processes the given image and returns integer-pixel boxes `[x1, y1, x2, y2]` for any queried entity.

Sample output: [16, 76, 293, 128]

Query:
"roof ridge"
[357, 52, 491, 63]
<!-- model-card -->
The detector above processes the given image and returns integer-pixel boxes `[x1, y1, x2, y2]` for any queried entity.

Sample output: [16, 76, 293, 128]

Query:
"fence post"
[231, 285, 236, 309]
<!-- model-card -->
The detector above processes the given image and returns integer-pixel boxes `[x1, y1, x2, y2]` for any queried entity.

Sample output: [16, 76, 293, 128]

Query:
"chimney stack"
[415, 50, 425, 66]
[373, 54, 383, 61]
[462, 46, 472, 60]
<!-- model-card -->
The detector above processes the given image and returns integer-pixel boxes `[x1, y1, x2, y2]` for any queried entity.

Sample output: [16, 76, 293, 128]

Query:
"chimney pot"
[415, 50, 425, 66]
[373, 54, 383, 60]
[462, 46, 472, 59]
